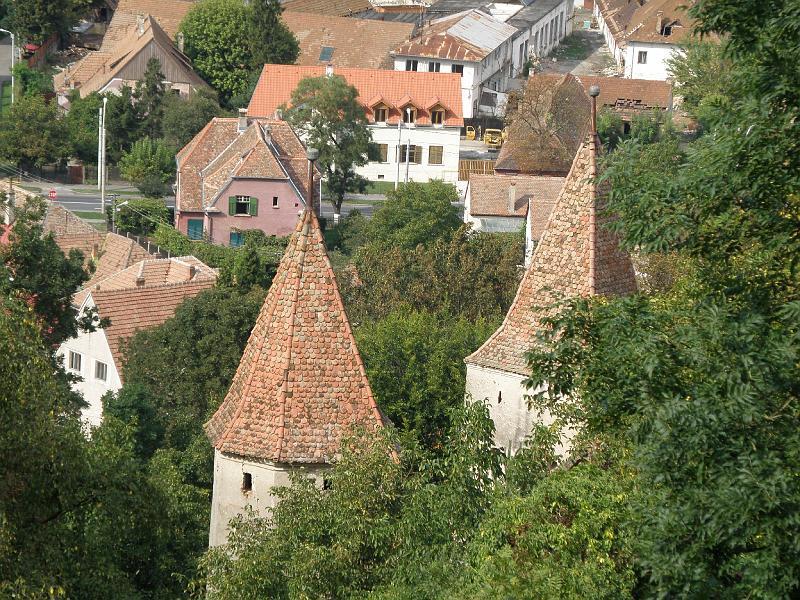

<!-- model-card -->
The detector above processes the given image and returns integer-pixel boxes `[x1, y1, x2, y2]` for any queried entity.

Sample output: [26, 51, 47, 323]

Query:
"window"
[242, 472, 252, 492]
[428, 145, 443, 165]
[68, 351, 82, 372]
[374, 106, 388, 123]
[272, 196, 279, 208]
[451, 64, 464, 76]
[230, 231, 244, 247]
[497, 391, 502, 404]
[319, 46, 334, 61]
[368, 143, 388, 163]
[405, 59, 418, 71]
[187, 219, 203, 240]
[431, 109, 444, 125]
[397, 144, 421, 164]
[637, 51, 648, 64]
[403, 106, 416, 123]
[228, 195, 258, 216]
[428, 61, 440, 72]
[95, 360, 107, 381]
[662, 25, 672, 36]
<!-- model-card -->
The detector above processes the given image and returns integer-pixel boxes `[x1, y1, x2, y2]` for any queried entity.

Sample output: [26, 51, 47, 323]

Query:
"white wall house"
[391, 10, 518, 118]
[508, 0, 574, 78]
[247, 64, 464, 187]
[624, 41, 682, 80]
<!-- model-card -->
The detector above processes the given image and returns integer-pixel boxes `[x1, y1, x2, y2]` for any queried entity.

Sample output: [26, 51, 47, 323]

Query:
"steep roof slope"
[248, 65, 464, 126]
[102, 0, 195, 49]
[469, 174, 565, 217]
[575, 75, 673, 111]
[42, 204, 105, 260]
[205, 210, 385, 464]
[466, 134, 637, 375]
[83, 233, 155, 291]
[282, 12, 414, 70]
[595, 0, 698, 46]
[281, 0, 371, 16]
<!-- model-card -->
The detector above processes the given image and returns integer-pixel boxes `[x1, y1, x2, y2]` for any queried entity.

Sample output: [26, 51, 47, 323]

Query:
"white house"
[58, 256, 217, 427]
[507, 0, 574, 78]
[391, 9, 519, 118]
[248, 64, 464, 186]
[594, 0, 697, 80]
[464, 133, 637, 456]
[205, 209, 386, 547]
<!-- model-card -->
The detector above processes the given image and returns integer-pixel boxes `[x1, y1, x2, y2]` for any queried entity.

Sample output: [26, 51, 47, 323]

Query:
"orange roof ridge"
[466, 134, 637, 375]
[205, 210, 385, 463]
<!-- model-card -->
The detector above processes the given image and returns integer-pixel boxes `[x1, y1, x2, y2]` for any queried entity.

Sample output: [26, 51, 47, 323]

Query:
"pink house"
[175, 110, 316, 245]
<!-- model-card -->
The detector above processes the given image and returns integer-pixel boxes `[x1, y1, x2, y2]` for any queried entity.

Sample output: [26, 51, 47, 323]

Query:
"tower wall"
[208, 449, 326, 547]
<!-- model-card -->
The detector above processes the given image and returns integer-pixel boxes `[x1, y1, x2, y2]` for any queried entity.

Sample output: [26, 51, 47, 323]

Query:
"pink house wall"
[176, 179, 306, 245]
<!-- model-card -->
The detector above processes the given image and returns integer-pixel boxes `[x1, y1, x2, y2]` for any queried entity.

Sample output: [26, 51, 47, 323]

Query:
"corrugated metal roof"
[446, 10, 518, 52]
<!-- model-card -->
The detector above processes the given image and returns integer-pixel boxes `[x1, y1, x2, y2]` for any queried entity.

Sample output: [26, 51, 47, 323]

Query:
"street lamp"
[0, 28, 15, 105]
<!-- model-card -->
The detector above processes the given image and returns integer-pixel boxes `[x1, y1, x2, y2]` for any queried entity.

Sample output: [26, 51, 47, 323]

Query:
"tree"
[1, 0, 92, 41]
[112, 197, 170, 235]
[64, 91, 103, 164]
[104, 86, 141, 164]
[365, 181, 462, 250]
[667, 40, 734, 128]
[0, 197, 89, 346]
[0, 93, 69, 169]
[135, 58, 167, 139]
[355, 310, 496, 448]
[179, 0, 259, 103]
[118, 138, 175, 198]
[162, 87, 224, 150]
[284, 74, 371, 216]
[247, 0, 299, 68]
[11, 62, 52, 97]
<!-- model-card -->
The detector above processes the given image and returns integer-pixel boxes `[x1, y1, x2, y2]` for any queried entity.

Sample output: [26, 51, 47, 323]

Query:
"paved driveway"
[0, 36, 11, 82]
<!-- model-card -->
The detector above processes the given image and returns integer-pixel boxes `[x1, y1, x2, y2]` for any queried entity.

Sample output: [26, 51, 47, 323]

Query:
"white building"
[58, 256, 217, 427]
[391, 9, 519, 118]
[593, 0, 697, 80]
[205, 209, 386, 547]
[247, 64, 464, 186]
[507, 0, 574, 78]
[464, 133, 637, 456]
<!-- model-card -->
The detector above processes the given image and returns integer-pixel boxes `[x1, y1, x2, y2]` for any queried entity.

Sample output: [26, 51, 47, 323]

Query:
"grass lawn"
[552, 33, 597, 61]
[72, 210, 105, 220]
[0, 82, 11, 115]
[20, 185, 43, 193]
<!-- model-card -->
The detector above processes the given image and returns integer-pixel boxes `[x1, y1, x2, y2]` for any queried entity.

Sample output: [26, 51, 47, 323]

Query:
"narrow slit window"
[242, 472, 253, 492]
[272, 196, 279, 208]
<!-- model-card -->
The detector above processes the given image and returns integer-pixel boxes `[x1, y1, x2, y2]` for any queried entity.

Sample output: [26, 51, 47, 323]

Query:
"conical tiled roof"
[205, 210, 385, 463]
[466, 134, 637, 376]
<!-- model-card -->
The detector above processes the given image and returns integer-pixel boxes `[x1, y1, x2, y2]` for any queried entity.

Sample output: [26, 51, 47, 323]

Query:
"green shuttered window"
[229, 195, 258, 216]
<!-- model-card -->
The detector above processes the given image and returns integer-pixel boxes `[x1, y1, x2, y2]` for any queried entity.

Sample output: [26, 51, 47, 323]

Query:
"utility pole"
[394, 119, 403, 190]
[100, 96, 108, 213]
[109, 193, 120, 233]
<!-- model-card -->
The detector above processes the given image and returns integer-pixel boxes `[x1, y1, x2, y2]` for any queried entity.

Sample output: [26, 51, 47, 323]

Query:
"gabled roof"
[281, 0, 371, 16]
[575, 75, 673, 111]
[82, 232, 155, 292]
[466, 134, 637, 375]
[74, 255, 216, 306]
[42, 204, 105, 260]
[282, 12, 414, 70]
[595, 0, 697, 47]
[102, 0, 195, 49]
[176, 118, 313, 213]
[248, 65, 464, 126]
[205, 210, 385, 464]
[392, 9, 518, 62]
[89, 279, 216, 376]
[495, 73, 590, 176]
[55, 13, 205, 97]
[468, 174, 565, 218]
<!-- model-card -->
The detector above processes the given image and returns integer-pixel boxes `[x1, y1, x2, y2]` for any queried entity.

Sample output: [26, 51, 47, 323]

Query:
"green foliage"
[366, 181, 461, 249]
[1, 0, 91, 41]
[63, 91, 102, 163]
[247, 0, 299, 68]
[162, 87, 225, 150]
[596, 107, 625, 150]
[0, 197, 89, 346]
[104, 384, 164, 459]
[135, 58, 167, 139]
[284, 74, 371, 214]
[668, 40, 735, 128]
[118, 138, 175, 198]
[0, 93, 69, 168]
[113, 197, 170, 236]
[104, 86, 142, 163]
[355, 310, 496, 448]
[11, 62, 53, 97]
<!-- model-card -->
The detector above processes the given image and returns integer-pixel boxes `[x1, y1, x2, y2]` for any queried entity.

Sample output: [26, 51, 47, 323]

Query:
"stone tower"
[464, 128, 637, 456]
[205, 209, 385, 546]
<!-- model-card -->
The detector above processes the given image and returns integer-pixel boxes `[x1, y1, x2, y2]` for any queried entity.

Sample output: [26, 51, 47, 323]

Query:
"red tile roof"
[83, 232, 155, 291]
[468, 174, 565, 218]
[281, 0, 371, 17]
[176, 118, 313, 213]
[247, 64, 464, 127]
[282, 12, 414, 70]
[205, 209, 385, 464]
[596, 0, 698, 47]
[466, 134, 637, 375]
[90, 279, 216, 376]
[575, 75, 673, 111]
[41, 204, 105, 261]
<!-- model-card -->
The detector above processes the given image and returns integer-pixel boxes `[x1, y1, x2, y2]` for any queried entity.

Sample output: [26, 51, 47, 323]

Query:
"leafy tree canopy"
[118, 137, 176, 198]
[162, 87, 225, 150]
[0, 93, 69, 169]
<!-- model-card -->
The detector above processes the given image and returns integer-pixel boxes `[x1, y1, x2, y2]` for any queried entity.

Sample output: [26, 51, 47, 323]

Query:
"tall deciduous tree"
[1, 0, 92, 41]
[284, 74, 371, 216]
[135, 58, 167, 139]
[118, 138, 175, 198]
[0, 93, 69, 169]
[162, 87, 224, 150]
[247, 0, 299, 68]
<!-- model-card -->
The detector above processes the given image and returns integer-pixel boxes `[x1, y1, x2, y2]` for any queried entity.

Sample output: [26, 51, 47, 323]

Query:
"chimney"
[656, 11, 664, 34]
[588, 84, 600, 137]
[188, 265, 196, 279]
[238, 108, 248, 132]
[507, 182, 516, 214]
[325, 64, 334, 77]
[136, 14, 145, 37]
[275, 108, 283, 120]
[135, 276, 145, 287]
[176, 32, 185, 53]
[263, 123, 272, 145]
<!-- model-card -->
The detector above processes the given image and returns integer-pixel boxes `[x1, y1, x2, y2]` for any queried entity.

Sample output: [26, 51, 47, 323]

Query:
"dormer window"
[403, 106, 417, 123]
[431, 108, 445, 125]
[374, 106, 388, 123]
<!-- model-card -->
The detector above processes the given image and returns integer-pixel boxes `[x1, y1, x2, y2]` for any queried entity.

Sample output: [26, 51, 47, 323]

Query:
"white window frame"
[68, 350, 82, 373]
[95, 360, 108, 382]
[637, 50, 648, 64]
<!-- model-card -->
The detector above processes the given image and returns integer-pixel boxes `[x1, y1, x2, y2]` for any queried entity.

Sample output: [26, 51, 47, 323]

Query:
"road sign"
[48, 188, 56, 200]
